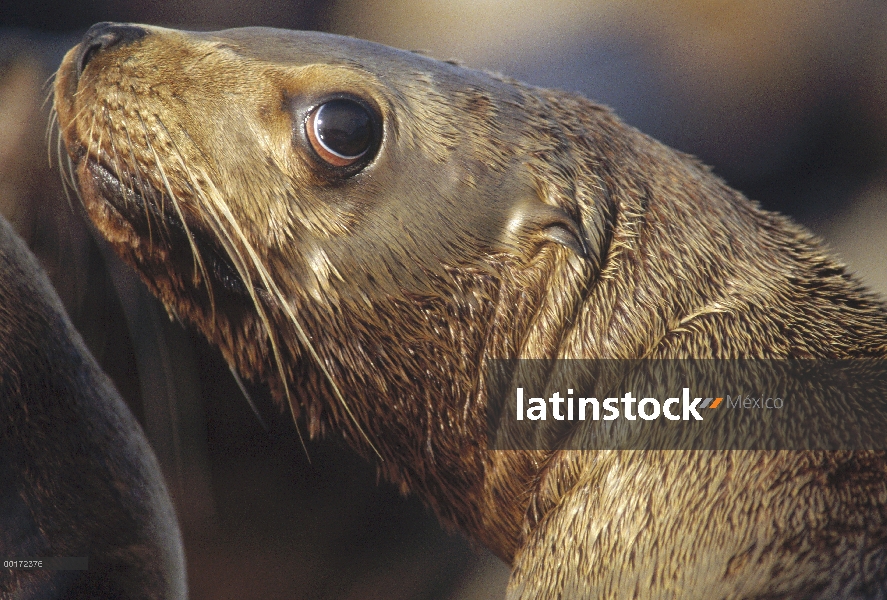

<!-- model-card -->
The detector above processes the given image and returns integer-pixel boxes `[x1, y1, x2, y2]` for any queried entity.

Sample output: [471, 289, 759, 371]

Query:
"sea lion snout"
[75, 22, 148, 80]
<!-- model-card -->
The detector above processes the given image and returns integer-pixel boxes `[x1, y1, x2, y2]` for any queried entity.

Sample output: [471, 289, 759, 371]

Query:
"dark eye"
[306, 99, 377, 168]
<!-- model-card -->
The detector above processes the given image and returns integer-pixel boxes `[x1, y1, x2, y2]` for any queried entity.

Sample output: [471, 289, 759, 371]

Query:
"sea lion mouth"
[84, 158, 252, 299]
[87, 160, 147, 219]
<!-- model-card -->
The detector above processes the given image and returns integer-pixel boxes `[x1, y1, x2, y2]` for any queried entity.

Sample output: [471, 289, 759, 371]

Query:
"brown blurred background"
[2, 1, 886, 598]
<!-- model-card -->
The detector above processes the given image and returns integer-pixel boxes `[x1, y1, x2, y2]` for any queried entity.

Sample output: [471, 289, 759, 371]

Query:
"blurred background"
[2, 1, 886, 598]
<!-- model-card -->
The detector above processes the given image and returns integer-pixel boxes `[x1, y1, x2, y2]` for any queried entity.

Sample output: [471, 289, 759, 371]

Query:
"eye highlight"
[305, 98, 378, 168]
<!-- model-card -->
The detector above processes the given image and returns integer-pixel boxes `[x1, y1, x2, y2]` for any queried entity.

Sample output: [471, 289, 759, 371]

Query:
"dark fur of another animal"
[0, 214, 185, 600]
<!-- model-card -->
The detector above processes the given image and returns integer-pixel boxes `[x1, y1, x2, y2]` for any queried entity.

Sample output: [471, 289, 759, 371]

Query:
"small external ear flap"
[517, 170, 612, 270]
[538, 208, 588, 258]
[508, 201, 589, 259]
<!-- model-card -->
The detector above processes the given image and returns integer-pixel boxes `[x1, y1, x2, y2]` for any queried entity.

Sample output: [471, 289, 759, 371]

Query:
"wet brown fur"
[54, 24, 887, 599]
[0, 214, 186, 599]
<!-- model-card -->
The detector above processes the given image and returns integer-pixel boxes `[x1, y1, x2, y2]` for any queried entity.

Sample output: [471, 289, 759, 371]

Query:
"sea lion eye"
[305, 99, 376, 168]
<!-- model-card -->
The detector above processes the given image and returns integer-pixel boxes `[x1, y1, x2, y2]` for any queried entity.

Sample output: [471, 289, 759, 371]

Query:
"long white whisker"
[133, 112, 215, 330]
[185, 174, 312, 460]
[229, 365, 268, 432]
[154, 118, 217, 321]
[197, 172, 381, 460]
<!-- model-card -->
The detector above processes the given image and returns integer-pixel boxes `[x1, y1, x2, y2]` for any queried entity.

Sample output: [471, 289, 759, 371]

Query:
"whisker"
[51, 102, 90, 205]
[120, 121, 156, 247]
[154, 117, 216, 321]
[135, 115, 215, 334]
[48, 108, 75, 212]
[62, 149, 79, 209]
[59, 102, 91, 136]
[187, 173, 311, 459]
[123, 87, 163, 247]
[197, 172, 381, 460]
[91, 108, 104, 170]
[46, 107, 58, 167]
[41, 68, 59, 107]
[156, 125, 318, 456]
[229, 365, 268, 432]
[133, 113, 174, 246]
[103, 106, 126, 195]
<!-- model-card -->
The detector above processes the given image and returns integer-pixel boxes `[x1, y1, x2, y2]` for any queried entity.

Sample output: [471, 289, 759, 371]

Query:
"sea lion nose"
[75, 22, 148, 79]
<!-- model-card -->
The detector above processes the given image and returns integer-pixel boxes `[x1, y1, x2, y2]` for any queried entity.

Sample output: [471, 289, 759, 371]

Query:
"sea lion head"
[55, 22, 614, 553]
[54, 22, 603, 374]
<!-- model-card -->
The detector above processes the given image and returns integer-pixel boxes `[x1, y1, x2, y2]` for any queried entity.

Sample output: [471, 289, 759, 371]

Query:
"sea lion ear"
[509, 201, 589, 259]
[515, 172, 611, 268]
[538, 206, 589, 258]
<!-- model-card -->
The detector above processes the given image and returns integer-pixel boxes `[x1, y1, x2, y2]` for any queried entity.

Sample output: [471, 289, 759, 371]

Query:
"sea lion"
[0, 210, 186, 598]
[54, 22, 887, 598]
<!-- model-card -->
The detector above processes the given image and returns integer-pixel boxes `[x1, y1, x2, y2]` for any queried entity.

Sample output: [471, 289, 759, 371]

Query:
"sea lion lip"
[85, 159, 148, 219]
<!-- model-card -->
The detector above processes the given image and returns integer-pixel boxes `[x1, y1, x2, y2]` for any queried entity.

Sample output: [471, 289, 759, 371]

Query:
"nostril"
[75, 22, 149, 80]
